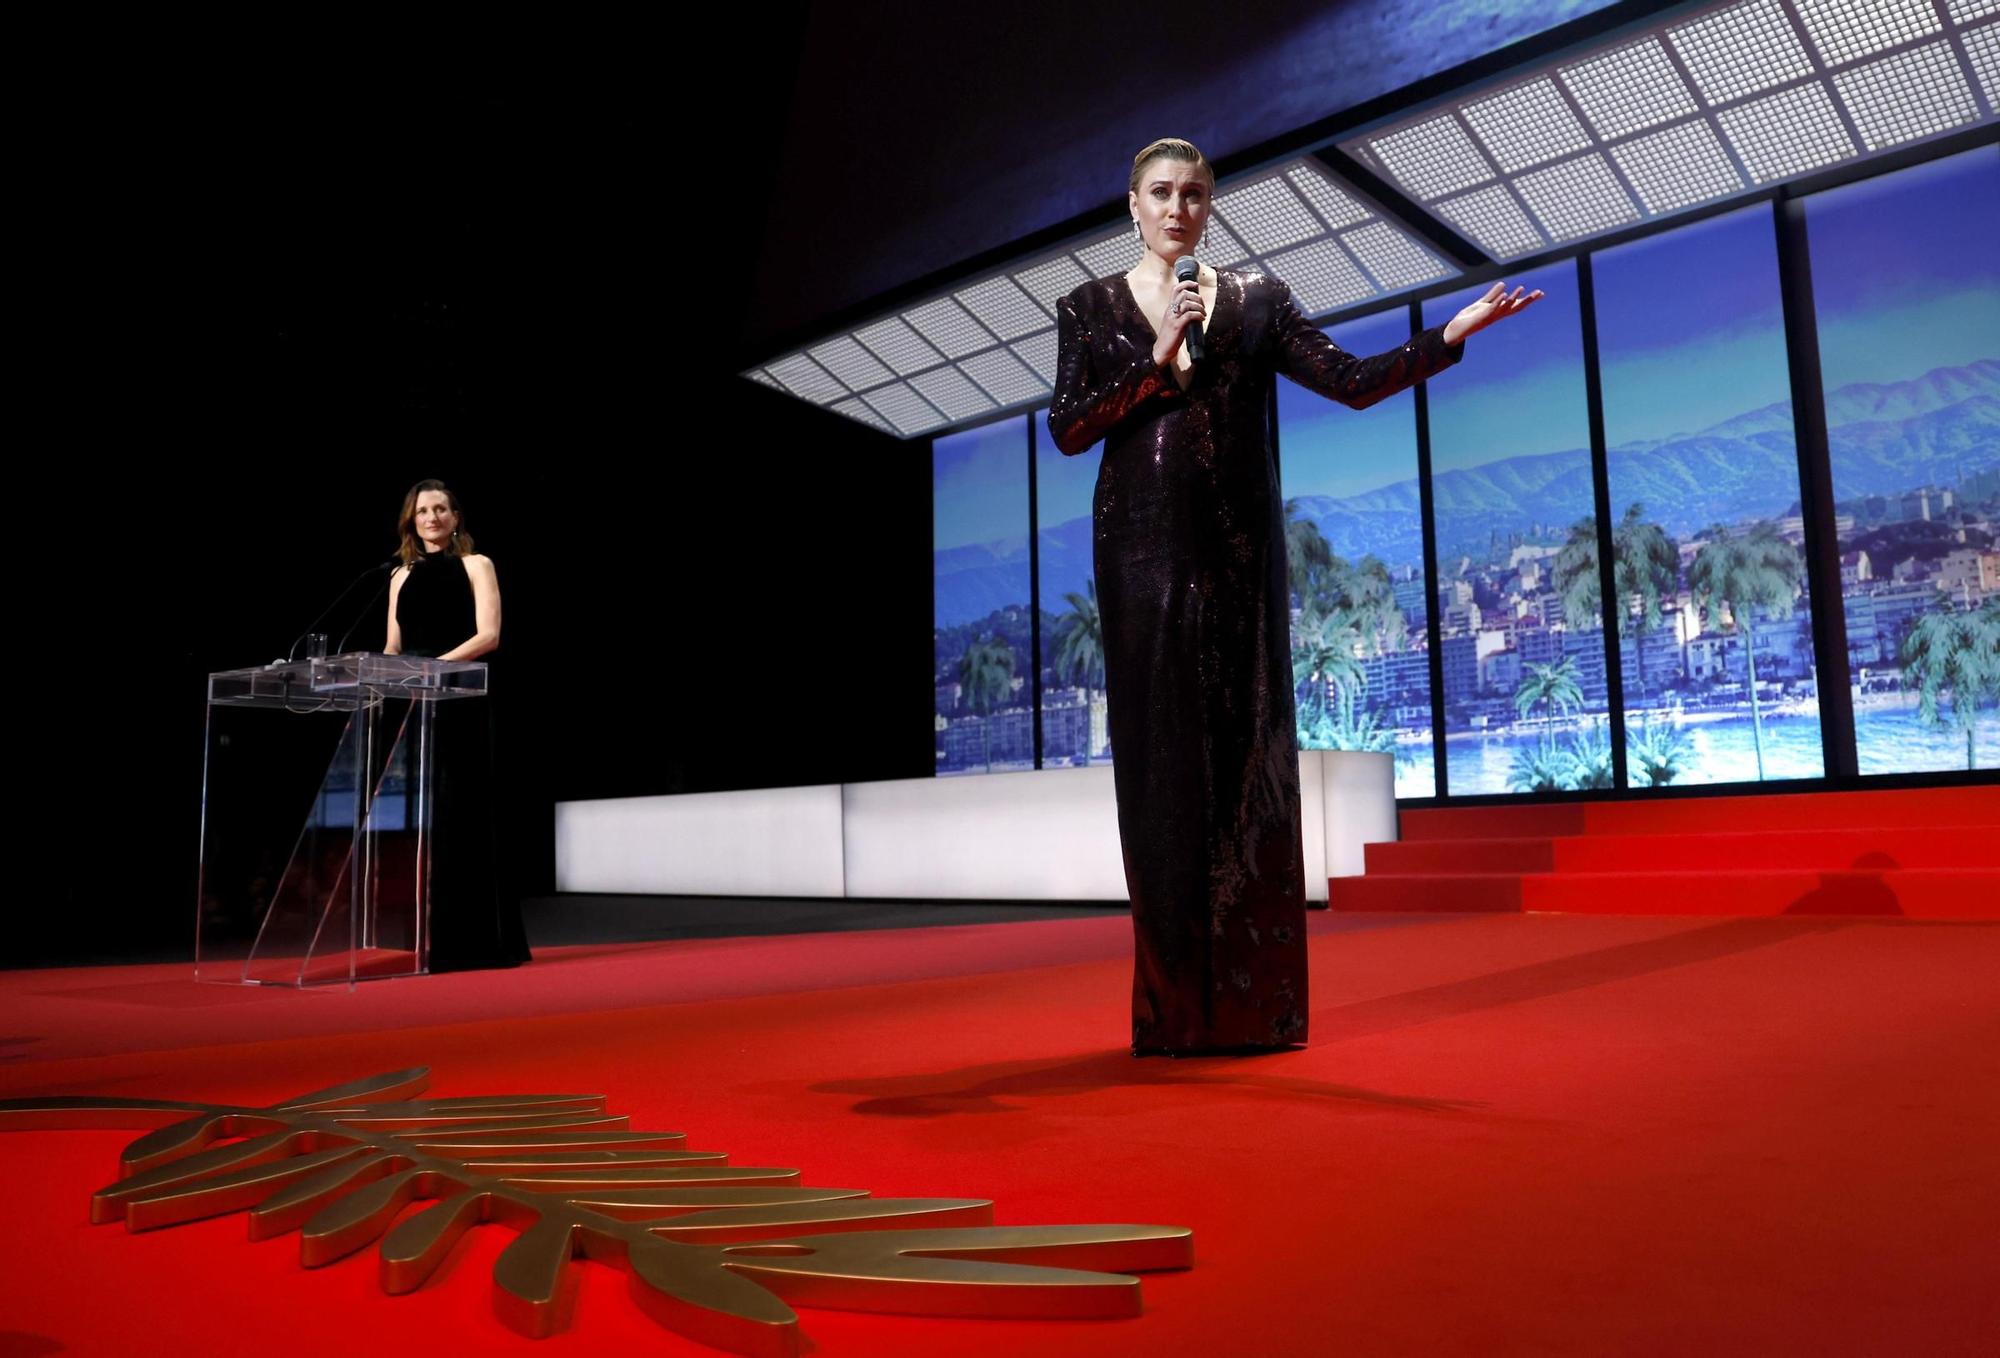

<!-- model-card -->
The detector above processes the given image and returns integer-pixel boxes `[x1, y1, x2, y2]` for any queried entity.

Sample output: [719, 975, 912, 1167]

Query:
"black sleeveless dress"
[1048, 270, 1464, 1053]
[395, 550, 531, 972]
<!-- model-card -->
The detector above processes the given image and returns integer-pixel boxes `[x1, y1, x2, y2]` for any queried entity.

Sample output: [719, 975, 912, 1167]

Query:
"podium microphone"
[281, 558, 400, 664]
[1174, 254, 1205, 363]
[333, 566, 401, 655]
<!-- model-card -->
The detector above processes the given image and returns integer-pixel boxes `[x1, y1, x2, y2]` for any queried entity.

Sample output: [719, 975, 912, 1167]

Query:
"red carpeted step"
[1366, 826, 1997, 876]
[1365, 838, 1560, 874]
[1366, 789, 1999, 918]
[1398, 803, 1589, 841]
[1329, 873, 1526, 913]
[1331, 868, 1998, 917]
[1553, 826, 1995, 872]
[1401, 787, 2000, 842]
[1520, 868, 1999, 918]
[1579, 787, 1999, 836]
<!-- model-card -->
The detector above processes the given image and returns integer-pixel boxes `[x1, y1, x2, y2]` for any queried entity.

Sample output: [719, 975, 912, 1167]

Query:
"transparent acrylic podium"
[197, 653, 488, 987]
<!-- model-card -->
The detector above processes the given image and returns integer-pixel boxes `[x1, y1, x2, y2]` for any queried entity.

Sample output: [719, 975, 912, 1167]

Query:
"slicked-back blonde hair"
[1127, 138, 1215, 197]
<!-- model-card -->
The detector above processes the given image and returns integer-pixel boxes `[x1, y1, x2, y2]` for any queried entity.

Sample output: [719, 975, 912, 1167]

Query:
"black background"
[17, 27, 934, 963]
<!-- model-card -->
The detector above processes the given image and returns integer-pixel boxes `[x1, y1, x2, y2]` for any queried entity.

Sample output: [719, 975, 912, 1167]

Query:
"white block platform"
[556, 750, 1398, 903]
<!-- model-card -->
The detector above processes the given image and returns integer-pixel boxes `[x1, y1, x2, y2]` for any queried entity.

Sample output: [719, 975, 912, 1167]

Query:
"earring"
[1133, 219, 1144, 254]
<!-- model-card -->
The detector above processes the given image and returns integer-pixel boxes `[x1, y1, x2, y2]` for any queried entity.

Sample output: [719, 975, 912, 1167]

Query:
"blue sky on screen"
[933, 416, 1029, 552]
[1277, 307, 1421, 501]
[1035, 421, 1102, 612]
[1594, 204, 1789, 447]
[1808, 147, 2000, 390]
[1423, 259, 1589, 474]
[1036, 421, 1099, 529]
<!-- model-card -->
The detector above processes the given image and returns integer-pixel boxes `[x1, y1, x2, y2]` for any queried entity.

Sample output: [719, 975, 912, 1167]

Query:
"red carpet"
[1334, 787, 2000, 917]
[2, 910, 1997, 1355]
[3, 912, 2000, 1358]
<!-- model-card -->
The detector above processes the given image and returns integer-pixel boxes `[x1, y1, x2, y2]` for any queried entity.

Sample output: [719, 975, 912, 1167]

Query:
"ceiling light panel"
[953, 275, 1048, 342]
[958, 348, 1048, 407]
[767, 353, 847, 406]
[1462, 78, 1594, 172]
[742, 151, 1468, 437]
[1213, 174, 1325, 254]
[1285, 165, 1372, 229]
[1610, 119, 1747, 212]
[1717, 81, 1858, 181]
[1560, 38, 1701, 139]
[1371, 115, 1495, 199]
[861, 384, 947, 437]
[854, 317, 944, 377]
[1833, 41, 1981, 149]
[1011, 255, 1092, 313]
[832, 397, 894, 434]
[755, 0, 1994, 439]
[1010, 332, 1059, 386]
[1514, 154, 1642, 240]
[1340, 0, 1995, 271]
[902, 297, 994, 360]
[1070, 230, 1136, 281]
[1340, 221, 1452, 290]
[1793, 0, 1940, 67]
[1668, 0, 1815, 105]
[1265, 238, 1377, 315]
[1435, 185, 1548, 259]
[761, 0, 1998, 441]
[1966, 21, 2000, 108]
[1199, 213, 1253, 267]
[807, 335, 893, 393]
[909, 365, 996, 422]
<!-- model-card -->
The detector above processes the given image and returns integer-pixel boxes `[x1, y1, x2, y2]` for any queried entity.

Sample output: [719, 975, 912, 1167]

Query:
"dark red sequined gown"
[1048, 269, 1464, 1053]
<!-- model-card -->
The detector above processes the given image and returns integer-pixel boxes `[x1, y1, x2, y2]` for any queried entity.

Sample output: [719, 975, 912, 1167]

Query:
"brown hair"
[396, 478, 476, 564]
[1127, 138, 1215, 198]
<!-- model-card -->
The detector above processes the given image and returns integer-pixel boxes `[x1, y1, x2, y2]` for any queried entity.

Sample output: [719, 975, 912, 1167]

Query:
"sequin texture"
[1049, 269, 1465, 1054]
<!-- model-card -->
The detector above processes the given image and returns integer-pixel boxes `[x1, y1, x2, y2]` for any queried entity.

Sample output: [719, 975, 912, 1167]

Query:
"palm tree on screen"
[1628, 712, 1695, 787]
[1293, 610, 1366, 746]
[1284, 499, 1334, 607]
[1514, 657, 1583, 758]
[1689, 521, 1802, 781]
[1553, 517, 1602, 632]
[1901, 599, 2000, 770]
[1327, 554, 1405, 656]
[1552, 506, 1679, 703]
[1566, 718, 1615, 789]
[957, 637, 1015, 770]
[1051, 581, 1105, 692]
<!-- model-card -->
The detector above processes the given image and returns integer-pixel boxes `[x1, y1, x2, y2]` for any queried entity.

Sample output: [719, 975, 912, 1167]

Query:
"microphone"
[283, 557, 400, 663]
[1175, 255, 1205, 363]
[333, 566, 401, 655]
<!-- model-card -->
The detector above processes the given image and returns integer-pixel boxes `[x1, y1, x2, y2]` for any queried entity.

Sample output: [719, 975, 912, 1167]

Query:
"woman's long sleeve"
[1047, 292, 1178, 455]
[1270, 279, 1465, 410]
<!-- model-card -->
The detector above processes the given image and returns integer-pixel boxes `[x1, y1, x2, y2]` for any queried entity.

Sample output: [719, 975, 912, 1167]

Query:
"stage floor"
[2, 910, 1995, 1355]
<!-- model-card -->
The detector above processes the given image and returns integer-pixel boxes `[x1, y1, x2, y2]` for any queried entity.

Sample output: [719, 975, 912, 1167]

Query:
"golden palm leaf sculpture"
[0, 1067, 1193, 1356]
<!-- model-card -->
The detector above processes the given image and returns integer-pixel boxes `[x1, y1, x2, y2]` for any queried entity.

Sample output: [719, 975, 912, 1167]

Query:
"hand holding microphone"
[1153, 255, 1206, 367]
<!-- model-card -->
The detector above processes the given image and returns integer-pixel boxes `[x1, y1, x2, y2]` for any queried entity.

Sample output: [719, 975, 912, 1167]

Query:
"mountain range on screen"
[936, 361, 1999, 627]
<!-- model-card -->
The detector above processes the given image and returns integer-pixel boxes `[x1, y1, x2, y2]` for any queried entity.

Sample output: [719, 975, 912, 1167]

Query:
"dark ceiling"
[729, 0, 1650, 368]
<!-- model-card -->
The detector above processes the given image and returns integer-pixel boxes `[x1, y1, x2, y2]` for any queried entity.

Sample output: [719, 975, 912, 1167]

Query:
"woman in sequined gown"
[384, 479, 532, 973]
[1048, 138, 1537, 1055]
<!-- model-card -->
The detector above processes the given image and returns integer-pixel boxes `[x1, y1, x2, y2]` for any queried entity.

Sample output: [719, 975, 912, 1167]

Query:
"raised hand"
[1443, 281, 1543, 345]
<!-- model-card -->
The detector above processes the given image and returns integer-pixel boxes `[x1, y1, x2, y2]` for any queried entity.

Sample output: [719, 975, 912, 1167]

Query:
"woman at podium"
[384, 478, 532, 972]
